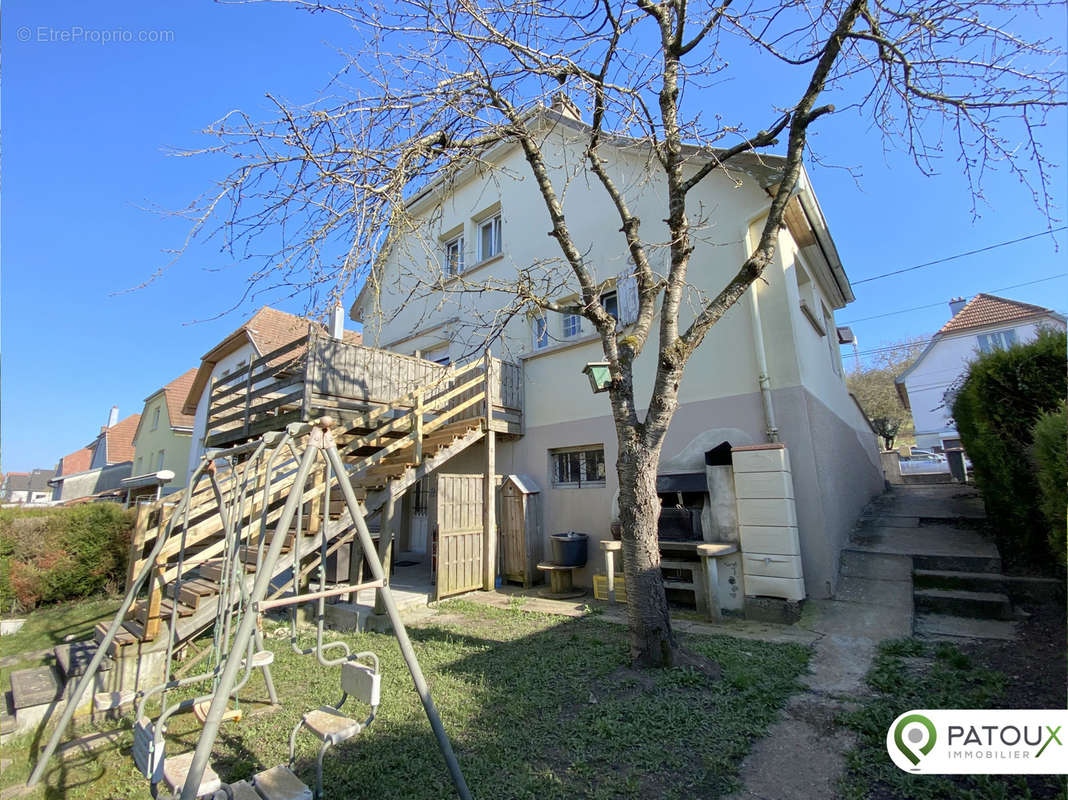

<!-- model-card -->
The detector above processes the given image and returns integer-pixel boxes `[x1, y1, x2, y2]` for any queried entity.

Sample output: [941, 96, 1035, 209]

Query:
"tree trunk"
[616, 436, 677, 667]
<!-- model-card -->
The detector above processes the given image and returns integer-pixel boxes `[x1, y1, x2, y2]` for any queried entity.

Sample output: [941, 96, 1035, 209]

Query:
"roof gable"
[937, 293, 1057, 336]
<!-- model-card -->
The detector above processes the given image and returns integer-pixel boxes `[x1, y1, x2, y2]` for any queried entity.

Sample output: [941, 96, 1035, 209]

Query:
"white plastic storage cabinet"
[731, 444, 805, 602]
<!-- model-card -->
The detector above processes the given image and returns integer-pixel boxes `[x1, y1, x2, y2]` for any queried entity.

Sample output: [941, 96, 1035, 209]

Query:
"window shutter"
[616, 269, 639, 326]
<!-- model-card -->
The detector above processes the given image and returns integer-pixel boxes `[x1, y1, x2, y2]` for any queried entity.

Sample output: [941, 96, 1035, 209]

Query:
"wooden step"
[199, 559, 255, 583]
[168, 578, 220, 608]
[94, 621, 140, 654]
[131, 598, 196, 622]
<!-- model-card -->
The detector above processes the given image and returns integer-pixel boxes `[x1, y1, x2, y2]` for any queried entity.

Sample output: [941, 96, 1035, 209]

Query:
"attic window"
[151, 407, 161, 431]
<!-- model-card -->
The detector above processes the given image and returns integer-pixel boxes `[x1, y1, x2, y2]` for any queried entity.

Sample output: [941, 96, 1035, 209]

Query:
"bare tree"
[847, 337, 926, 449]
[182, 0, 1063, 666]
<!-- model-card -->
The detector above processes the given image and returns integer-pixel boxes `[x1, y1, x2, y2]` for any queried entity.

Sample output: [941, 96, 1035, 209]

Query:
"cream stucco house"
[896, 294, 1067, 452]
[349, 107, 883, 602]
[123, 368, 198, 501]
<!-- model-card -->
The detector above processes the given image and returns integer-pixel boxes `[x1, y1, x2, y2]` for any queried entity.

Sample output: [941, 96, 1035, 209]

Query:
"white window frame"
[477, 214, 502, 262]
[550, 445, 607, 489]
[151, 406, 161, 431]
[562, 312, 582, 339]
[977, 329, 1017, 353]
[532, 315, 549, 350]
[443, 234, 464, 275]
[601, 290, 619, 323]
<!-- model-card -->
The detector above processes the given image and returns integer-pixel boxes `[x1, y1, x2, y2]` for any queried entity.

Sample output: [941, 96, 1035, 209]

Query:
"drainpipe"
[748, 286, 780, 443]
[742, 213, 779, 443]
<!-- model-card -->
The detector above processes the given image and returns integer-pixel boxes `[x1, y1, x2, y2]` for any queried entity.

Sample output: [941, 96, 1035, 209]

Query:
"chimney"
[330, 301, 345, 341]
[107, 406, 119, 428]
[948, 297, 967, 317]
[550, 92, 582, 123]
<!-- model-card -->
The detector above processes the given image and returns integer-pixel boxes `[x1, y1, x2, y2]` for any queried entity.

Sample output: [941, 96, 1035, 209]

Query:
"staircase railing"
[125, 351, 517, 641]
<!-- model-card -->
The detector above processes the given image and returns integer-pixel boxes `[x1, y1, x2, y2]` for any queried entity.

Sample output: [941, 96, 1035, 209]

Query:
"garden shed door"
[435, 474, 484, 599]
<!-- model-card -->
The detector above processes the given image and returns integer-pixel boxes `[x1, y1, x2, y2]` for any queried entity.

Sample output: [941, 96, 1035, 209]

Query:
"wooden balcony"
[205, 329, 523, 448]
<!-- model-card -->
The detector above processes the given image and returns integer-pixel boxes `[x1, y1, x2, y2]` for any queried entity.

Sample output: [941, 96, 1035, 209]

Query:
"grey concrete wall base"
[362, 613, 394, 633]
[743, 596, 804, 625]
[324, 602, 366, 632]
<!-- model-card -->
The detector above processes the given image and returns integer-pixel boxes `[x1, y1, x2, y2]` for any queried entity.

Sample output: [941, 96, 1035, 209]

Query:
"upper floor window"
[151, 406, 161, 431]
[478, 214, 502, 262]
[157, 450, 166, 470]
[977, 329, 1016, 353]
[550, 445, 606, 488]
[562, 312, 582, 339]
[601, 290, 619, 322]
[532, 315, 549, 350]
[444, 234, 464, 275]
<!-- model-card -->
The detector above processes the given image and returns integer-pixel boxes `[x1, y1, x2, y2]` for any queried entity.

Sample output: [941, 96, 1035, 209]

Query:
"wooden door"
[500, 485, 526, 584]
[435, 474, 484, 599]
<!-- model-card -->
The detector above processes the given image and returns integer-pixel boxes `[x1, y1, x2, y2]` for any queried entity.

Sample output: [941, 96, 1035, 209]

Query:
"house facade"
[50, 409, 141, 503]
[1, 469, 56, 504]
[125, 368, 198, 501]
[183, 306, 362, 482]
[350, 108, 882, 601]
[896, 294, 1067, 452]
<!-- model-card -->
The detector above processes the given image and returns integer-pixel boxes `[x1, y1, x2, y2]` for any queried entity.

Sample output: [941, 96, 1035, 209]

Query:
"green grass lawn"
[838, 638, 1066, 800]
[2, 600, 810, 800]
[1, 597, 123, 685]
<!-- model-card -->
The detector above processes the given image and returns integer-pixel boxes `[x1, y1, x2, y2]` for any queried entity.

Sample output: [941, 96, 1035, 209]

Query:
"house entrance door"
[434, 474, 484, 600]
[409, 476, 431, 553]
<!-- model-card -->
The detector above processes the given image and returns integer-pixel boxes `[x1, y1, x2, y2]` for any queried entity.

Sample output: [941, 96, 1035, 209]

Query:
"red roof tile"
[937, 293, 1056, 336]
[58, 447, 94, 476]
[160, 368, 198, 429]
[103, 414, 141, 465]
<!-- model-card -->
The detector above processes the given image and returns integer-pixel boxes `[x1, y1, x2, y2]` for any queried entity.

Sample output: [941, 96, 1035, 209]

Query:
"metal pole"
[179, 441, 321, 800]
[27, 463, 208, 788]
[323, 429, 473, 800]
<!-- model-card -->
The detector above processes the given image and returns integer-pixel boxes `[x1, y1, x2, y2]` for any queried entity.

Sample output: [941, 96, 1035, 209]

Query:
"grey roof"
[504, 474, 541, 494]
[5, 469, 56, 494]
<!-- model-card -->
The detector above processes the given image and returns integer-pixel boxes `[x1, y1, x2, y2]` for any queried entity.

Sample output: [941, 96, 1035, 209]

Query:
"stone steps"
[913, 568, 1006, 593]
[913, 587, 1013, 620]
[912, 552, 1001, 575]
[914, 613, 1016, 641]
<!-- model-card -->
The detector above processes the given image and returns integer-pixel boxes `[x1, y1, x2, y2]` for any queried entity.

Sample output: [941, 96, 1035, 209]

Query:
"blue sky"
[2, 2, 1065, 473]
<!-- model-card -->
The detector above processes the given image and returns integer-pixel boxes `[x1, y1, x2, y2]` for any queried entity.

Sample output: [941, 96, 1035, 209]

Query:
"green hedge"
[0, 503, 133, 612]
[952, 328, 1067, 567]
[1032, 402, 1067, 566]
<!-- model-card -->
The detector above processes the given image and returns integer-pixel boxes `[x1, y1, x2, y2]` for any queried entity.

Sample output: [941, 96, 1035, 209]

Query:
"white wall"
[186, 343, 259, 481]
[904, 318, 1065, 448]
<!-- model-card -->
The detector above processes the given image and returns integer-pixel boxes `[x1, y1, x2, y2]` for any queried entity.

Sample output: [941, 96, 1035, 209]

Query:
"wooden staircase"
[96, 358, 498, 658]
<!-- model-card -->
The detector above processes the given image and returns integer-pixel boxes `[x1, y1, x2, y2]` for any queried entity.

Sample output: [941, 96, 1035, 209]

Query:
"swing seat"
[301, 707, 362, 745]
[193, 700, 243, 725]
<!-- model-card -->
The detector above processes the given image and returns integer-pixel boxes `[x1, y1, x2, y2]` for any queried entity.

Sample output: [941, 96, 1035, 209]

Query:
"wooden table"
[536, 562, 586, 599]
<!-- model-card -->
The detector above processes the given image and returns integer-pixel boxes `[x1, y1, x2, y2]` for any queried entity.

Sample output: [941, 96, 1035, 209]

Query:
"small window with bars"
[550, 445, 606, 488]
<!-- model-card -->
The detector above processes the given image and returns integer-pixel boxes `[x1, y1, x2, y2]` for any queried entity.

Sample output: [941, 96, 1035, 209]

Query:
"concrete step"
[54, 640, 113, 679]
[9, 666, 63, 710]
[914, 588, 1013, 620]
[912, 552, 1002, 575]
[839, 549, 912, 581]
[915, 612, 1016, 641]
[913, 569, 1006, 594]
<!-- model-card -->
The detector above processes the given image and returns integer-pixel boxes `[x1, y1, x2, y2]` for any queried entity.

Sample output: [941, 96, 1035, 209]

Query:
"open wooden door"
[435, 474, 484, 599]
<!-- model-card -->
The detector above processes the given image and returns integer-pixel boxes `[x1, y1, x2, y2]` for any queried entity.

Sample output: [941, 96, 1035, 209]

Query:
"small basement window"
[550, 445, 606, 488]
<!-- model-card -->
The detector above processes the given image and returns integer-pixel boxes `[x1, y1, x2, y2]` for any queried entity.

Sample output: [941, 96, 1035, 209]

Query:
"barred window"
[550, 445, 606, 488]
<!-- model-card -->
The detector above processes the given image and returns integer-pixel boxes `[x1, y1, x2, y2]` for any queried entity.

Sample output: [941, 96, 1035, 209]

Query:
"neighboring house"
[50, 409, 142, 503]
[896, 294, 1067, 452]
[1, 469, 56, 504]
[123, 368, 198, 502]
[183, 306, 362, 481]
[350, 103, 883, 601]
